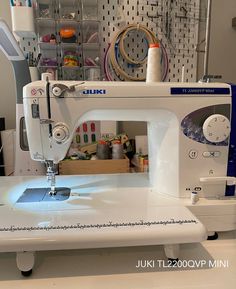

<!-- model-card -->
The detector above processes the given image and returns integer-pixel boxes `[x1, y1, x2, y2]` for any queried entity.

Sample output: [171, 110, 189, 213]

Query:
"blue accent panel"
[181, 104, 230, 146]
[225, 185, 235, 197]
[171, 88, 230, 95]
[225, 85, 236, 196]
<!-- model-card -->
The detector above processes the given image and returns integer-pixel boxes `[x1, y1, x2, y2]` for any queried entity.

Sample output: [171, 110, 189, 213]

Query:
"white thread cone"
[146, 43, 162, 83]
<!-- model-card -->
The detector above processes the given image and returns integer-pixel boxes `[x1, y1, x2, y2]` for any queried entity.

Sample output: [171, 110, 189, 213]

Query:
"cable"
[159, 41, 169, 81]
[109, 24, 162, 81]
[104, 43, 113, 81]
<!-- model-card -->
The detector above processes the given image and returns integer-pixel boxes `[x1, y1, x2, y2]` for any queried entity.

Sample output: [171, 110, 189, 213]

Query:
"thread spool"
[112, 142, 124, 159]
[191, 191, 199, 205]
[97, 141, 110, 159]
[143, 159, 149, 172]
[146, 43, 162, 83]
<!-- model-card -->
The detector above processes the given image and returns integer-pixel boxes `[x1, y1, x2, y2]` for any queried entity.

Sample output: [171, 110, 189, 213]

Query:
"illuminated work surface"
[0, 174, 206, 252]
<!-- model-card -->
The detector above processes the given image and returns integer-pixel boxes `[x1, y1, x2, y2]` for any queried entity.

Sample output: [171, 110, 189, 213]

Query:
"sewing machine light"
[0, 18, 25, 61]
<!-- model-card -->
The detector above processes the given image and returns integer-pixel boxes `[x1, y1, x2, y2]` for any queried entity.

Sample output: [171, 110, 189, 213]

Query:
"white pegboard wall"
[98, 0, 202, 82]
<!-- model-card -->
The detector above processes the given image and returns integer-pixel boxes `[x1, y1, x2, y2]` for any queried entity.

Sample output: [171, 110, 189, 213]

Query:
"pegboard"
[98, 0, 203, 82]
[19, 37, 38, 61]
[18, 0, 205, 82]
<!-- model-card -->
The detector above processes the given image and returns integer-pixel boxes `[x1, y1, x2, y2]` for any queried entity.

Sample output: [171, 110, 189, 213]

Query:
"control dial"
[52, 123, 70, 144]
[203, 114, 230, 143]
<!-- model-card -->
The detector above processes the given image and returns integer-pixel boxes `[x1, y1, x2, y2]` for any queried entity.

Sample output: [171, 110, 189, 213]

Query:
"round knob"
[52, 124, 69, 143]
[203, 114, 230, 143]
[52, 86, 62, 97]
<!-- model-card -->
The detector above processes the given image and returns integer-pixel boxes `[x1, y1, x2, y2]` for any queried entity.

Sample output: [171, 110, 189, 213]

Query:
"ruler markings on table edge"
[0, 219, 198, 233]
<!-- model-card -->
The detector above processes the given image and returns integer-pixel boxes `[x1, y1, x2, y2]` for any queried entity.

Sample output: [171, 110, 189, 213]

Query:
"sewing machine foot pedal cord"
[17, 187, 71, 203]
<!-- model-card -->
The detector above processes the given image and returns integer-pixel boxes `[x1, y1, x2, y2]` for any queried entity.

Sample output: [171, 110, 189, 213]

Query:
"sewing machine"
[23, 80, 234, 200]
[0, 18, 235, 277]
[1, 80, 236, 275]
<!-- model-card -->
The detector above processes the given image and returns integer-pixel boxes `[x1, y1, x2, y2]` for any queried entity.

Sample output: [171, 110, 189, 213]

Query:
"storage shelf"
[35, 0, 101, 81]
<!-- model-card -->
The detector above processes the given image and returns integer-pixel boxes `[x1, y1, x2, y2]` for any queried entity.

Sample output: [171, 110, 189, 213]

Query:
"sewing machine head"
[23, 81, 235, 198]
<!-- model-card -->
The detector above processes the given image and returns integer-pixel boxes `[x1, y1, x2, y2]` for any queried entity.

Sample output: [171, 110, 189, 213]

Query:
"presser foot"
[49, 187, 57, 196]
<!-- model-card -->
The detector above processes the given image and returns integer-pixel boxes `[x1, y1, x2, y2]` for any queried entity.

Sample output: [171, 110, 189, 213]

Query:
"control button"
[186, 188, 191, 191]
[203, 151, 211, 157]
[214, 151, 221, 157]
[189, 150, 198, 159]
[203, 151, 221, 158]
[194, 187, 202, 191]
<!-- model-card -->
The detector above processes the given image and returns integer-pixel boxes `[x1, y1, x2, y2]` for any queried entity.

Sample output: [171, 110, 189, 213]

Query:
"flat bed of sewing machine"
[0, 174, 206, 253]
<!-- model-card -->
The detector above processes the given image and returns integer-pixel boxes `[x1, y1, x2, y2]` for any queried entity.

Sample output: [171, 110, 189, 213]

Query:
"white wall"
[198, 0, 236, 83]
[0, 0, 16, 129]
[208, 0, 236, 83]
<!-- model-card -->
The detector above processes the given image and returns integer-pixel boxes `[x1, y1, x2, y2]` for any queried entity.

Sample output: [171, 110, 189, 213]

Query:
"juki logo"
[82, 89, 106, 95]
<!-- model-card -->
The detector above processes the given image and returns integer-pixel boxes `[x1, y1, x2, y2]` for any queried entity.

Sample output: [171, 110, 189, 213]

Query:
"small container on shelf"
[82, 42, 100, 65]
[58, 20, 80, 44]
[83, 66, 100, 81]
[36, 18, 57, 47]
[81, 0, 98, 20]
[81, 21, 100, 43]
[61, 66, 82, 81]
[38, 44, 59, 70]
[35, 0, 55, 19]
[82, 42, 100, 80]
[58, 0, 80, 21]
[60, 43, 82, 80]
[63, 48, 79, 67]
[39, 56, 58, 67]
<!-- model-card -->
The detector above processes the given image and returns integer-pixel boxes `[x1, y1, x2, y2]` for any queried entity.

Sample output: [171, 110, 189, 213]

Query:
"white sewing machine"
[23, 80, 234, 202]
[0, 17, 235, 277]
[1, 80, 236, 276]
